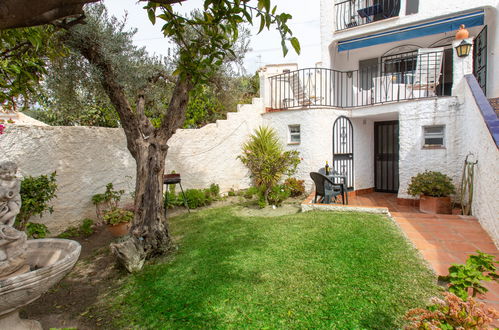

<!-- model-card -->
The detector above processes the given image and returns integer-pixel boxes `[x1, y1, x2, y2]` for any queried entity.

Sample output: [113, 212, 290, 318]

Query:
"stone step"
[390, 211, 478, 221]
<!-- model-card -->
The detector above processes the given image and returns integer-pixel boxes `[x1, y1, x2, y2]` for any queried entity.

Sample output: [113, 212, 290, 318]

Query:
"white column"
[452, 37, 474, 96]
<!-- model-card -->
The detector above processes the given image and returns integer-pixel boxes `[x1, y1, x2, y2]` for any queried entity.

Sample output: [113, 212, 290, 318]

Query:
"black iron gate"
[473, 25, 487, 95]
[332, 116, 354, 189]
[374, 121, 399, 192]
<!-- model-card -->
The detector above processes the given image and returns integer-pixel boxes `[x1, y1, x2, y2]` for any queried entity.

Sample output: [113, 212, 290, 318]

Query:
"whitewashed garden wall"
[0, 99, 264, 233]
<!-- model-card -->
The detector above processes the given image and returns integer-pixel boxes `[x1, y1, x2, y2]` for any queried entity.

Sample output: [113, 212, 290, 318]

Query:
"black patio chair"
[318, 167, 348, 205]
[309, 172, 344, 204]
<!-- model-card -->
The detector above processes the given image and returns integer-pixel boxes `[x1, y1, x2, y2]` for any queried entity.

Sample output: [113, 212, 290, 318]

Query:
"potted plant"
[102, 208, 133, 237]
[407, 171, 456, 214]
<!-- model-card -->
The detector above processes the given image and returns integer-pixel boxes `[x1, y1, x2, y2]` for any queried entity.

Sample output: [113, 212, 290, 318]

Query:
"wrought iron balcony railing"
[335, 0, 400, 31]
[268, 50, 450, 110]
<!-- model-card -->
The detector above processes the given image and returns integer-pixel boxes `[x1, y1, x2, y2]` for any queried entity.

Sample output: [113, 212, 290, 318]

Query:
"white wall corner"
[451, 37, 474, 96]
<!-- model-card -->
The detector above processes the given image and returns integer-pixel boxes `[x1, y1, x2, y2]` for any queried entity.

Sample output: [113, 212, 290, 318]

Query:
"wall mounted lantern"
[455, 40, 472, 57]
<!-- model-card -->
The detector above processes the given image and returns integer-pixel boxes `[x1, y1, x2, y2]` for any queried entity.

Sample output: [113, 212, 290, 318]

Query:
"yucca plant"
[238, 126, 300, 203]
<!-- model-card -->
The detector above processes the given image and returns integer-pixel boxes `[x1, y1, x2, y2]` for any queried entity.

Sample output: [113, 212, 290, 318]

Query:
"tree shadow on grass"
[119, 210, 270, 328]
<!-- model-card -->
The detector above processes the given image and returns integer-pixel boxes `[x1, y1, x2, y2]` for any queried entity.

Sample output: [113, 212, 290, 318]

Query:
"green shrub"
[79, 218, 95, 237]
[407, 171, 456, 197]
[208, 183, 220, 198]
[58, 218, 95, 238]
[267, 184, 291, 207]
[91, 183, 124, 221]
[164, 190, 181, 209]
[284, 177, 305, 197]
[103, 208, 133, 226]
[16, 172, 57, 231]
[238, 126, 300, 203]
[405, 292, 498, 329]
[243, 186, 259, 199]
[227, 189, 236, 197]
[25, 222, 50, 239]
[182, 189, 208, 209]
[441, 251, 498, 300]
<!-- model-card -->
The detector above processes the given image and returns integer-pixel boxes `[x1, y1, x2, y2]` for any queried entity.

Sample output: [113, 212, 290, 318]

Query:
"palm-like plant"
[238, 126, 300, 201]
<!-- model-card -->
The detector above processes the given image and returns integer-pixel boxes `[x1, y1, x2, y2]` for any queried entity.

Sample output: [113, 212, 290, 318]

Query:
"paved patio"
[302, 191, 499, 311]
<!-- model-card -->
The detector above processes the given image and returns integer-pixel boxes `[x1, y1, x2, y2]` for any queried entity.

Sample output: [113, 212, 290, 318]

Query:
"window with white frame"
[423, 125, 445, 147]
[288, 125, 300, 144]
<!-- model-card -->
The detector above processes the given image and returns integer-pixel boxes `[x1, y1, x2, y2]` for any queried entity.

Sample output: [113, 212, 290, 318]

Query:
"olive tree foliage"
[31, 6, 255, 128]
[31, 5, 174, 127]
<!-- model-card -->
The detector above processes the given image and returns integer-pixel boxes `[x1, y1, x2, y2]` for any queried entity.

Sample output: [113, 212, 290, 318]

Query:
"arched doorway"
[332, 116, 354, 189]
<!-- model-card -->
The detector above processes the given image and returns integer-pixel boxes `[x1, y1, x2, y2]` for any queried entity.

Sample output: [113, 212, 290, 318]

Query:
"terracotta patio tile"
[405, 230, 435, 242]
[462, 232, 496, 243]
[431, 231, 465, 242]
[443, 241, 478, 253]
[411, 238, 441, 251]
[430, 262, 452, 276]
[471, 241, 499, 254]
[412, 223, 450, 232]
[420, 250, 459, 264]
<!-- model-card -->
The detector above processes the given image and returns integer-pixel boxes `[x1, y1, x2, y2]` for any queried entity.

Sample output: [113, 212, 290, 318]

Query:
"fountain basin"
[0, 239, 81, 317]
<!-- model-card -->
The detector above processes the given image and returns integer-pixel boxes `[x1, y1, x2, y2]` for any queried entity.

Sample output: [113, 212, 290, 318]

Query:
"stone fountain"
[0, 161, 81, 329]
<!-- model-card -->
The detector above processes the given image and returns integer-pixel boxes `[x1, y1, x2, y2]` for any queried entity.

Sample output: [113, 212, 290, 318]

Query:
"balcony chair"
[287, 72, 315, 107]
[407, 47, 444, 97]
[309, 172, 345, 204]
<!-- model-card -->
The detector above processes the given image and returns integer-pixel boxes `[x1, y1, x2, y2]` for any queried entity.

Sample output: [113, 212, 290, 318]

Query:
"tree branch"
[0, 0, 99, 30]
[69, 28, 143, 158]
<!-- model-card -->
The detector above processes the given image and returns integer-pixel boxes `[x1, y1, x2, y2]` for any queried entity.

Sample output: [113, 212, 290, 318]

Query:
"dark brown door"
[374, 121, 399, 192]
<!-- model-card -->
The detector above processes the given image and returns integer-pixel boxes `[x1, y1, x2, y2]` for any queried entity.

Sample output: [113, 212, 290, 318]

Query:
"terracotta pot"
[419, 195, 452, 214]
[106, 221, 131, 237]
[455, 24, 469, 40]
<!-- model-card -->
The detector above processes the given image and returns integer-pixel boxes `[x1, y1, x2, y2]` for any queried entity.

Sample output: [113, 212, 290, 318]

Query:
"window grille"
[289, 125, 301, 144]
[423, 125, 445, 147]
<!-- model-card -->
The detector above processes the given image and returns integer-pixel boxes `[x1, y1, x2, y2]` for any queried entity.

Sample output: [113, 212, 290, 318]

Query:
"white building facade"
[255, 0, 499, 240]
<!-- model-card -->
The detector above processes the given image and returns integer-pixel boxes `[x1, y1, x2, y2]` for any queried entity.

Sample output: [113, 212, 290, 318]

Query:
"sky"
[103, 0, 321, 74]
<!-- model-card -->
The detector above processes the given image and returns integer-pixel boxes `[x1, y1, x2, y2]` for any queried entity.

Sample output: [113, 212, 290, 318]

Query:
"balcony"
[267, 49, 450, 110]
[335, 0, 400, 31]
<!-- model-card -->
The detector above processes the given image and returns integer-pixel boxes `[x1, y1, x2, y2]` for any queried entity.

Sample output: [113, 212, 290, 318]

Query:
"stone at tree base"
[0, 311, 41, 330]
[110, 237, 146, 273]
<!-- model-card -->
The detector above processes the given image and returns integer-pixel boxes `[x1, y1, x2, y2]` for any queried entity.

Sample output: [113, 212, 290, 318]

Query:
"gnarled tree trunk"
[71, 26, 192, 272]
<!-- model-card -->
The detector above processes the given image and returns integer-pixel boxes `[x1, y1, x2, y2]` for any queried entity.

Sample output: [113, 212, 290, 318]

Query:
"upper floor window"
[423, 125, 445, 147]
[335, 0, 401, 31]
[288, 125, 301, 144]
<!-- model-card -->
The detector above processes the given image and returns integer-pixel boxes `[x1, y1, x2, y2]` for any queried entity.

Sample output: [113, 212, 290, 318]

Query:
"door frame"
[332, 116, 354, 190]
[374, 120, 399, 193]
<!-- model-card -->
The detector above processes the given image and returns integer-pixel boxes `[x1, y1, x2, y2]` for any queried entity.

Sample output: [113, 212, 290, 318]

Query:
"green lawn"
[107, 207, 439, 329]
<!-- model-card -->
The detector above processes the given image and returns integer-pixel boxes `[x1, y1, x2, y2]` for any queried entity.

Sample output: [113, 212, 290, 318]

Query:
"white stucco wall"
[165, 98, 264, 192]
[0, 125, 136, 233]
[262, 107, 374, 191]
[456, 79, 499, 244]
[0, 99, 265, 233]
[396, 97, 462, 199]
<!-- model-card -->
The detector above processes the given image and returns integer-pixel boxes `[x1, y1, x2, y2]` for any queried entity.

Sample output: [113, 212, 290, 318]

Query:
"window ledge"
[288, 142, 300, 145]
[422, 145, 446, 150]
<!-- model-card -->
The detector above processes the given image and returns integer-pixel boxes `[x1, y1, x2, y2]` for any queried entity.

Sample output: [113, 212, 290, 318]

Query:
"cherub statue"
[0, 161, 26, 277]
[0, 161, 21, 227]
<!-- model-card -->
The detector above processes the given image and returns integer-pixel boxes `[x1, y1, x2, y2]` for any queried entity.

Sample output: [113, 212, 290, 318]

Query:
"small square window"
[423, 125, 445, 147]
[288, 125, 300, 144]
